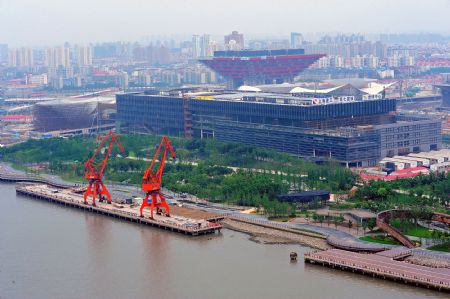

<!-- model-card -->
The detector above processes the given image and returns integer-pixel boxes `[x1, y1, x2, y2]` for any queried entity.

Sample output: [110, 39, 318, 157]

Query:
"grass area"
[390, 219, 434, 238]
[359, 235, 401, 245]
[427, 242, 450, 253]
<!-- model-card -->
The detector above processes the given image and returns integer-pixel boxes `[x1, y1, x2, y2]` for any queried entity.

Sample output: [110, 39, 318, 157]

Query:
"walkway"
[229, 213, 392, 252]
[305, 248, 450, 291]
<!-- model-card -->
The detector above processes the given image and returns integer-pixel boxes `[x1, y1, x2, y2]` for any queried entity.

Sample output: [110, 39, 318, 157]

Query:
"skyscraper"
[77, 45, 93, 66]
[290, 32, 304, 48]
[8, 49, 17, 67]
[8, 48, 34, 67]
[192, 35, 201, 58]
[44, 47, 70, 68]
[199, 34, 211, 57]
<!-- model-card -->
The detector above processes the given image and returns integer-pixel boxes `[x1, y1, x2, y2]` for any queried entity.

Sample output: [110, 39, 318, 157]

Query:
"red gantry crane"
[140, 136, 176, 218]
[84, 131, 125, 206]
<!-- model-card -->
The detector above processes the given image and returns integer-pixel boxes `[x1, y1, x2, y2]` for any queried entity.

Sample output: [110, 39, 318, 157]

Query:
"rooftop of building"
[35, 96, 115, 107]
[121, 89, 392, 107]
[238, 79, 397, 96]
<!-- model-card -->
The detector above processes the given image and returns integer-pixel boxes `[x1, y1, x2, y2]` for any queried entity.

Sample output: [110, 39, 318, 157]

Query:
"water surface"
[0, 182, 446, 299]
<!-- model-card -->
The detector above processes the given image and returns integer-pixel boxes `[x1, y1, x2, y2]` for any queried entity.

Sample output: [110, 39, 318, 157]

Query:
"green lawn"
[390, 219, 434, 238]
[427, 242, 450, 253]
[359, 235, 401, 245]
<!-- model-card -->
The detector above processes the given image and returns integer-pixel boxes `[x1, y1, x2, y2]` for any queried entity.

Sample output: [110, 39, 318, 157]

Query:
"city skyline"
[1, 0, 450, 46]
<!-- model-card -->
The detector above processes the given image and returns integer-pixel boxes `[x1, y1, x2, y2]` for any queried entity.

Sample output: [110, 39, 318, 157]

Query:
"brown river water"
[0, 182, 447, 299]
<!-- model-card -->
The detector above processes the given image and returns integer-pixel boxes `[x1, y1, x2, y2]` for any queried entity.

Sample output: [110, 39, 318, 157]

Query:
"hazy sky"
[1, 0, 449, 46]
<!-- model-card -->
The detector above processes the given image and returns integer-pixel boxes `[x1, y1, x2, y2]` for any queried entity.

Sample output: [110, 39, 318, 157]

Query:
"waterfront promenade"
[305, 249, 450, 292]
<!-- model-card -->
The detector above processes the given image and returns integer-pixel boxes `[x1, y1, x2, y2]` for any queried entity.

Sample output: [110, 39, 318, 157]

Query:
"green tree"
[362, 221, 368, 235]
[348, 220, 353, 233]
[367, 218, 376, 232]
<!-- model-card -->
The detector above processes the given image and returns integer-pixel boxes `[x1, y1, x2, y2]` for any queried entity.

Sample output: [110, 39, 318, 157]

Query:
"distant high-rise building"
[374, 41, 387, 59]
[329, 56, 344, 68]
[290, 32, 304, 48]
[44, 47, 70, 68]
[199, 34, 212, 57]
[351, 55, 363, 68]
[363, 55, 379, 69]
[192, 35, 201, 58]
[400, 56, 415, 67]
[8, 49, 17, 67]
[77, 46, 92, 66]
[8, 48, 34, 67]
[224, 31, 244, 50]
[19, 48, 34, 67]
[138, 72, 152, 86]
[387, 55, 400, 68]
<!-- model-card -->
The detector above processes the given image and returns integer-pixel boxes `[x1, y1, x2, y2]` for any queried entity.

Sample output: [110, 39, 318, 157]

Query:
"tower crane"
[84, 131, 125, 206]
[140, 136, 176, 218]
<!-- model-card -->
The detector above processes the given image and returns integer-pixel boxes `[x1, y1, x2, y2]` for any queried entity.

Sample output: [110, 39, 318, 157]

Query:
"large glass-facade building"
[116, 92, 441, 167]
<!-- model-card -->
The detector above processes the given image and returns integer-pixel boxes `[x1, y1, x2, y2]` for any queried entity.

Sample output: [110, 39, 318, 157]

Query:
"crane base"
[83, 180, 112, 207]
[139, 192, 170, 219]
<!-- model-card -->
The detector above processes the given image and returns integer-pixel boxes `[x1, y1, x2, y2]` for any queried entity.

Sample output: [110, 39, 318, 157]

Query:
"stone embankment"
[223, 219, 330, 250]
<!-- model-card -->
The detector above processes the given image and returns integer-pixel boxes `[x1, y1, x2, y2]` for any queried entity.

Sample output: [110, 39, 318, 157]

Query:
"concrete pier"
[15, 183, 221, 236]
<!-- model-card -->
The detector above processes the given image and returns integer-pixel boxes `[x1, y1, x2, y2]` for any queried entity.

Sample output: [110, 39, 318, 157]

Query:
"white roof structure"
[237, 85, 262, 92]
[360, 82, 397, 95]
[289, 85, 344, 94]
[239, 80, 397, 97]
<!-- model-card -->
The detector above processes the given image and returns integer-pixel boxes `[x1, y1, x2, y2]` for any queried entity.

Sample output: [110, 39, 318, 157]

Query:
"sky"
[0, 0, 449, 46]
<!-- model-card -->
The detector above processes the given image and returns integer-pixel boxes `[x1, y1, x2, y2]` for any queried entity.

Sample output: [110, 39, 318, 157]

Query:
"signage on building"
[310, 93, 383, 105]
[311, 96, 356, 105]
[362, 94, 383, 100]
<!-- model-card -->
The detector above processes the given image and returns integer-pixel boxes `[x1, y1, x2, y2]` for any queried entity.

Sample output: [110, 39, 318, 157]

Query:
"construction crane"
[140, 136, 176, 218]
[84, 131, 125, 206]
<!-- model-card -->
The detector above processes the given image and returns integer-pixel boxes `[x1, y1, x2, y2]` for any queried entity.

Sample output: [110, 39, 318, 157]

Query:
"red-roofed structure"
[0, 115, 32, 122]
[360, 166, 429, 182]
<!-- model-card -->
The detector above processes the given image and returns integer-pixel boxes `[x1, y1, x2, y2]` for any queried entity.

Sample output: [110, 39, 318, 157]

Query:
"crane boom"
[83, 131, 125, 206]
[140, 136, 176, 218]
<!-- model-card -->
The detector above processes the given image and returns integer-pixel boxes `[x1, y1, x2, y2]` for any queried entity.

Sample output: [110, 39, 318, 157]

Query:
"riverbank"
[223, 219, 330, 250]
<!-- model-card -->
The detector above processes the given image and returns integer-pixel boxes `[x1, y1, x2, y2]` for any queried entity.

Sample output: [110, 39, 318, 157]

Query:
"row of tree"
[0, 134, 358, 217]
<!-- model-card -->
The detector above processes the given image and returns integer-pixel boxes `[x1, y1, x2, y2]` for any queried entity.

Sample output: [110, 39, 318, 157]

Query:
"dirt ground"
[170, 205, 220, 220]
